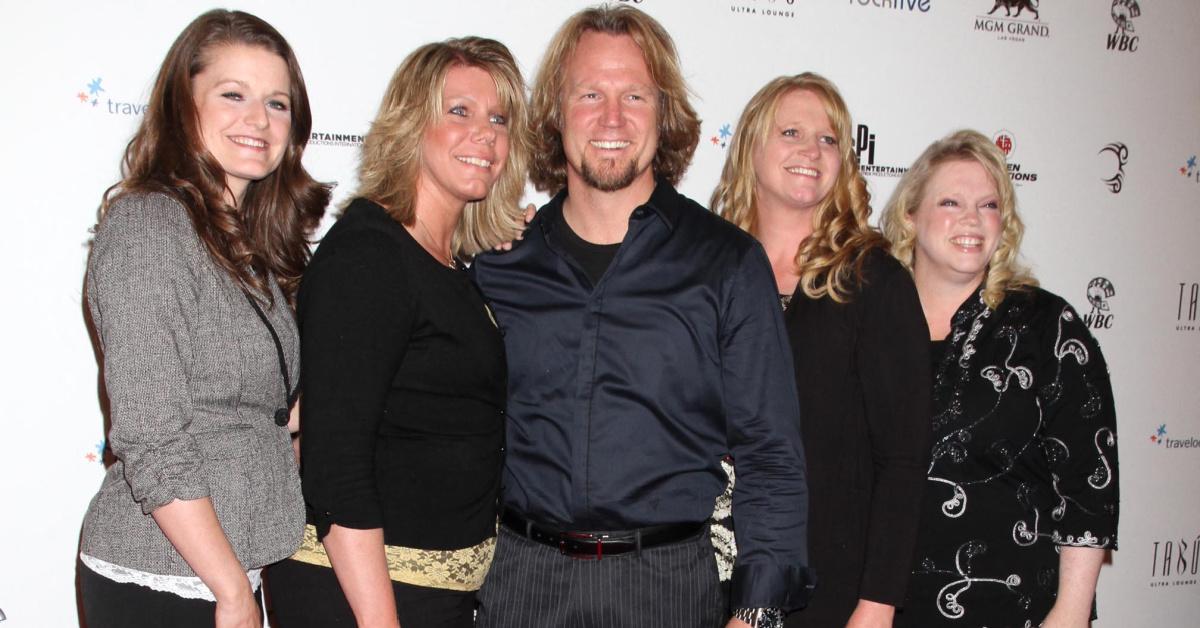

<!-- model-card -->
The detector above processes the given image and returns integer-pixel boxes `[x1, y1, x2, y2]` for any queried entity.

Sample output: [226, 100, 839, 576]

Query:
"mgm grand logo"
[975, 0, 1050, 42]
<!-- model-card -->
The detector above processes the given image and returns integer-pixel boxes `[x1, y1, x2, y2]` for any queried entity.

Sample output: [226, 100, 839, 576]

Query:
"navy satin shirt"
[471, 182, 813, 610]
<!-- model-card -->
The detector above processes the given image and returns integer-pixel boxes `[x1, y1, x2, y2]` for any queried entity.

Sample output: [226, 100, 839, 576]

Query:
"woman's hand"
[844, 599, 895, 628]
[214, 588, 262, 628]
[493, 204, 537, 251]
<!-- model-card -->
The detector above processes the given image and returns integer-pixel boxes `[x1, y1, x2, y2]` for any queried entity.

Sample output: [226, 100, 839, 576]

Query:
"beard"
[580, 156, 642, 193]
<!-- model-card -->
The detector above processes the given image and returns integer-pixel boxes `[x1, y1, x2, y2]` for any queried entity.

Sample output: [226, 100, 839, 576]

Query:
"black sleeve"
[298, 231, 415, 538]
[854, 259, 933, 606]
[1038, 298, 1119, 550]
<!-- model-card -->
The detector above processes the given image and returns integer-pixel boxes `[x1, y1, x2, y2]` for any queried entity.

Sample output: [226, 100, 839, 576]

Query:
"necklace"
[415, 216, 456, 269]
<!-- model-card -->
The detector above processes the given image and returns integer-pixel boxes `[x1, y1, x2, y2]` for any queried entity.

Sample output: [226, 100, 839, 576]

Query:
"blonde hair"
[528, 4, 700, 193]
[880, 129, 1037, 309]
[355, 37, 528, 258]
[711, 73, 886, 303]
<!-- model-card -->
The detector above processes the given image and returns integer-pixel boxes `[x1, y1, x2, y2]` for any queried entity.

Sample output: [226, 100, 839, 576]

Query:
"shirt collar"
[538, 178, 683, 238]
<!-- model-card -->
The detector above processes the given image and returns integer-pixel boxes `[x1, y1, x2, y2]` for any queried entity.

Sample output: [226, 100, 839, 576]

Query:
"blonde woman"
[881, 130, 1119, 628]
[268, 37, 528, 628]
[711, 73, 931, 628]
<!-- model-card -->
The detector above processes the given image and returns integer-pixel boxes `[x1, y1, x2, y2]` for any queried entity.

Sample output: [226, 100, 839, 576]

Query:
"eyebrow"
[213, 78, 290, 99]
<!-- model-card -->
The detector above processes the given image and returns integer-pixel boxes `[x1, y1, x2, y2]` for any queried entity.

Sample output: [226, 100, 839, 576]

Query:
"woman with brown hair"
[882, 130, 1119, 628]
[711, 73, 931, 628]
[78, 9, 328, 628]
[266, 36, 528, 628]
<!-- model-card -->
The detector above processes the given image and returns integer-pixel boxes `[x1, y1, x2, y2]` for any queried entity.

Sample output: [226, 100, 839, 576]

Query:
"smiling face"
[560, 31, 659, 193]
[752, 89, 841, 217]
[417, 64, 510, 208]
[192, 44, 292, 205]
[909, 159, 1004, 289]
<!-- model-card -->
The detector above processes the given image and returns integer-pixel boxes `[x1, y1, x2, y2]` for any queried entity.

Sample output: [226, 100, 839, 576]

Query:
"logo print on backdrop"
[1107, 0, 1141, 52]
[727, 0, 796, 19]
[76, 77, 148, 116]
[849, 0, 931, 13]
[1149, 534, 1200, 588]
[975, 0, 1050, 42]
[1099, 142, 1128, 193]
[1177, 281, 1198, 332]
[84, 439, 106, 464]
[1181, 155, 1199, 183]
[992, 129, 1039, 184]
[854, 124, 907, 178]
[708, 123, 733, 149]
[309, 132, 365, 148]
[1083, 277, 1116, 329]
[1149, 424, 1200, 450]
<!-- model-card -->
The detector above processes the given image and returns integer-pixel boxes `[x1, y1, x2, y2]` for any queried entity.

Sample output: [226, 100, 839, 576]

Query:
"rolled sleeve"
[721, 243, 815, 611]
[88, 202, 207, 515]
[298, 232, 413, 538]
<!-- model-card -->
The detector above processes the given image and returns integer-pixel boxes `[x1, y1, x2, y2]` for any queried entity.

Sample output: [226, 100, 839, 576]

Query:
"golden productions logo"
[1107, 0, 1141, 53]
[1177, 281, 1198, 333]
[974, 0, 1050, 42]
[75, 77, 148, 116]
[854, 124, 908, 178]
[992, 129, 1039, 184]
[725, 0, 797, 20]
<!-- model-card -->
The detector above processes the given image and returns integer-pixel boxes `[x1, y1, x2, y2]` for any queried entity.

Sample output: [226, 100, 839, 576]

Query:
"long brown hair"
[881, 129, 1036, 309]
[355, 37, 529, 258]
[100, 9, 329, 306]
[528, 4, 701, 193]
[711, 73, 886, 303]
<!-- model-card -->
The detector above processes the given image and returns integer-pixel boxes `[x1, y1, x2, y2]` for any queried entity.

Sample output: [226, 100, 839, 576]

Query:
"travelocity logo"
[76, 77, 148, 116]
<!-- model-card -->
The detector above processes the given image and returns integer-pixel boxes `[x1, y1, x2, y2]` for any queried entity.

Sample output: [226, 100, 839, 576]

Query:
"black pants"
[80, 561, 261, 628]
[266, 558, 475, 628]
[476, 525, 726, 628]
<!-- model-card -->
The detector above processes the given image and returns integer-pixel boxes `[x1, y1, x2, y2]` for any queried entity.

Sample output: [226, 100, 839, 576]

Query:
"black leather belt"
[500, 510, 704, 559]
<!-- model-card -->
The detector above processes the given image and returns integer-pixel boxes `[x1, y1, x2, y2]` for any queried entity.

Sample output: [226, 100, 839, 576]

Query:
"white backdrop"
[1, 1, 1198, 626]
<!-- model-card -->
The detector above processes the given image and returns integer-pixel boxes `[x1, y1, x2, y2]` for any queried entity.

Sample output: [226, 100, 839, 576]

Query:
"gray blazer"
[80, 192, 304, 576]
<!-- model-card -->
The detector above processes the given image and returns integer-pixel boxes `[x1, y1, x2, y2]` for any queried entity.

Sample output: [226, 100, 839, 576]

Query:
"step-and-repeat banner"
[1, 1, 1197, 625]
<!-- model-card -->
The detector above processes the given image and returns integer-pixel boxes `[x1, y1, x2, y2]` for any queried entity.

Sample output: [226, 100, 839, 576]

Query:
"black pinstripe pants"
[476, 524, 727, 628]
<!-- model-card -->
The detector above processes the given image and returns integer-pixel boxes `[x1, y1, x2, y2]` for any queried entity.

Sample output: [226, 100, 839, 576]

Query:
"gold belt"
[289, 524, 495, 592]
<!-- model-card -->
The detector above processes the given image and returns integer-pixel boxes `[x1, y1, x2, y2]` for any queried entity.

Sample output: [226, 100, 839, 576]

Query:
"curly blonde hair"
[355, 37, 528, 258]
[880, 129, 1036, 309]
[710, 73, 887, 303]
[527, 4, 700, 193]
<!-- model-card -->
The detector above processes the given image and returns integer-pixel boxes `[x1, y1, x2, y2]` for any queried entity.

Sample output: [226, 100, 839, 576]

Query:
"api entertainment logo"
[726, 0, 797, 20]
[309, 132, 365, 148]
[854, 124, 907, 178]
[974, 0, 1050, 43]
[75, 77, 148, 116]
[1083, 277, 1116, 330]
[1181, 155, 1199, 183]
[1099, 142, 1128, 193]
[1107, 0, 1141, 52]
[993, 129, 1039, 184]
[708, 122, 733, 149]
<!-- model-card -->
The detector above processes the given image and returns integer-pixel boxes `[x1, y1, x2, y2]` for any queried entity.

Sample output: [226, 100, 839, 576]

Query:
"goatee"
[581, 158, 641, 192]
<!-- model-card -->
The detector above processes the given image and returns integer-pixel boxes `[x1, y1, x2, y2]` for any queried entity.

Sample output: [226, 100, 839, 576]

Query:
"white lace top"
[80, 553, 262, 602]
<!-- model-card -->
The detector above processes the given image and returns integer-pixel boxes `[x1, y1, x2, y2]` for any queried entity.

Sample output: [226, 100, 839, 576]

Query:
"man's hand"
[726, 618, 753, 628]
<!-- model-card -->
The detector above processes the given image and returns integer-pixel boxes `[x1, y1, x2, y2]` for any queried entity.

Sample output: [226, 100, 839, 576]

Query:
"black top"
[550, 215, 621, 285]
[471, 181, 814, 611]
[896, 287, 1119, 628]
[782, 249, 932, 627]
[297, 198, 507, 550]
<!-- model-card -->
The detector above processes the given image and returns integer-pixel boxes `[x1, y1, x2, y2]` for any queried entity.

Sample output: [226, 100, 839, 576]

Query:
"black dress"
[896, 287, 1119, 628]
[269, 198, 507, 628]
[783, 248, 933, 627]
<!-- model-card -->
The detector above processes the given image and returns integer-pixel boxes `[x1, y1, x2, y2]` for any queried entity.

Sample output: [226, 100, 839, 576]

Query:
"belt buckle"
[559, 531, 603, 560]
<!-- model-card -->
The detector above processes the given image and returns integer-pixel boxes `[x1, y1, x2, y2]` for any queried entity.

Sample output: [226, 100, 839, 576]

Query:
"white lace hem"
[80, 553, 262, 602]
